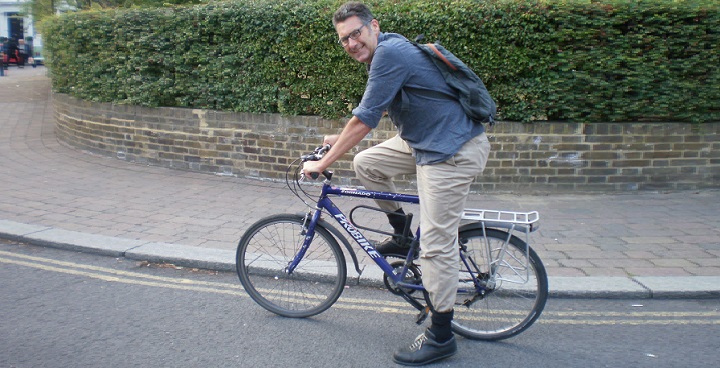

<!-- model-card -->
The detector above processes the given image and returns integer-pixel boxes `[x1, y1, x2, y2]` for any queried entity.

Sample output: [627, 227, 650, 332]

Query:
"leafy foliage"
[40, 0, 719, 123]
[22, 0, 205, 26]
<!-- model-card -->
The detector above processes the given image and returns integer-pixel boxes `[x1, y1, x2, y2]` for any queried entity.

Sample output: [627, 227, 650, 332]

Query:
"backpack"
[407, 35, 497, 126]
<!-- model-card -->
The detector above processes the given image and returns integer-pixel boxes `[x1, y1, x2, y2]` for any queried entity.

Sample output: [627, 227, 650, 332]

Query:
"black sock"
[387, 208, 407, 237]
[429, 310, 454, 343]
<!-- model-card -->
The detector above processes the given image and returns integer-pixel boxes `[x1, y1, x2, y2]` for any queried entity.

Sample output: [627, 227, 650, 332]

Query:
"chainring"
[383, 261, 422, 295]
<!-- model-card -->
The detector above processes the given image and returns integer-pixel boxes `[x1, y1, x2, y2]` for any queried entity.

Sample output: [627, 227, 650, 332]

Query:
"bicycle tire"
[451, 228, 548, 340]
[236, 214, 347, 318]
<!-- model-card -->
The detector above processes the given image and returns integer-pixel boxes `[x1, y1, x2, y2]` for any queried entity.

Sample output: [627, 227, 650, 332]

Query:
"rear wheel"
[452, 228, 548, 340]
[236, 214, 347, 318]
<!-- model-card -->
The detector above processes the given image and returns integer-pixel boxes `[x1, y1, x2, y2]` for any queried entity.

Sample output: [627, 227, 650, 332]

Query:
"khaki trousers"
[354, 133, 490, 312]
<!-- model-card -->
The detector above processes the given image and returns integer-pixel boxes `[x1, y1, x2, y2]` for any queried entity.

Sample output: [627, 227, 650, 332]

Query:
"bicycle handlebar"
[301, 144, 331, 162]
[300, 144, 333, 180]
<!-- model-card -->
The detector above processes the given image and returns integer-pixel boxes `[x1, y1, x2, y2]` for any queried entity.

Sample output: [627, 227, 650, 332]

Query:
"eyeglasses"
[337, 19, 372, 46]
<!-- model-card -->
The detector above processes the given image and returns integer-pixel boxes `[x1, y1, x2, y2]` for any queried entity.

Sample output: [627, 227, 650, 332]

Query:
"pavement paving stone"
[2, 65, 720, 298]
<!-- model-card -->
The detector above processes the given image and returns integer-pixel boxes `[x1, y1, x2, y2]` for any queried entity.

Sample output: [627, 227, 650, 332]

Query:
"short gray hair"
[333, 2, 375, 26]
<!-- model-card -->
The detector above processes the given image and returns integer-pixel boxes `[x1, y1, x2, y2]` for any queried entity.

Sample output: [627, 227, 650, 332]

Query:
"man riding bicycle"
[302, 2, 491, 365]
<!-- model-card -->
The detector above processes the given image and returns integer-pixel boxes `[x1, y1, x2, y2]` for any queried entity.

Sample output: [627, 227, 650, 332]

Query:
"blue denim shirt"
[352, 32, 485, 165]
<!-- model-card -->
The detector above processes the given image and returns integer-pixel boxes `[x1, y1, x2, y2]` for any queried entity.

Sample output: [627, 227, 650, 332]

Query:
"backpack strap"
[425, 43, 457, 71]
[401, 42, 459, 113]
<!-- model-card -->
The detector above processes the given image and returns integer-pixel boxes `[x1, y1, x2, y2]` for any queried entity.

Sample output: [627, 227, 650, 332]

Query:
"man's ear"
[371, 19, 380, 33]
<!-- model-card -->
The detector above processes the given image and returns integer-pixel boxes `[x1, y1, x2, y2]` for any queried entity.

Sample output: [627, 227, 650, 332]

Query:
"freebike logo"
[334, 213, 381, 258]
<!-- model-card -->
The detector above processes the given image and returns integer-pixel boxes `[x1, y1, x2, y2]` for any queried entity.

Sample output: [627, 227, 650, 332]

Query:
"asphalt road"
[2, 240, 719, 368]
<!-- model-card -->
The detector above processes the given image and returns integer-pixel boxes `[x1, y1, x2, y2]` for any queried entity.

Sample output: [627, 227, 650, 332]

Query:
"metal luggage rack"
[462, 209, 540, 225]
[462, 209, 540, 283]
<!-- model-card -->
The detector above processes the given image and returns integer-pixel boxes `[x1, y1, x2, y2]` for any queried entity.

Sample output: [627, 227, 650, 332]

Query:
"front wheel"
[236, 214, 347, 318]
[452, 228, 548, 340]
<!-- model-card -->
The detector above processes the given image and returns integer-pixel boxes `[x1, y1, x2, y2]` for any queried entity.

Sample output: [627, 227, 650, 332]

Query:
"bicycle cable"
[285, 145, 331, 211]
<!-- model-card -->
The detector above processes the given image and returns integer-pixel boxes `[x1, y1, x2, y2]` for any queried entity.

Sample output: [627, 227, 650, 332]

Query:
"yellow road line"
[0, 249, 242, 289]
[2, 250, 719, 326]
[0, 256, 246, 296]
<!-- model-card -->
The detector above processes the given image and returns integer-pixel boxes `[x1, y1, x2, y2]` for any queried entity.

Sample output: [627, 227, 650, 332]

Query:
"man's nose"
[346, 37, 360, 50]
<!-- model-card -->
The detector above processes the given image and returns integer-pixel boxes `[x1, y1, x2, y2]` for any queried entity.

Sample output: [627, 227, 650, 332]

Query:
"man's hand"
[301, 117, 372, 179]
[302, 160, 328, 180]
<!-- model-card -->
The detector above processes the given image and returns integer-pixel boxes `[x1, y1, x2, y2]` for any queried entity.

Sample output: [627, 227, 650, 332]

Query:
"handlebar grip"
[309, 170, 332, 180]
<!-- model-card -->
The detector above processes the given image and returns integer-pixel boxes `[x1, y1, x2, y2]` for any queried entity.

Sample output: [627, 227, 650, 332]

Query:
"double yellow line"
[0, 249, 246, 297]
[1, 249, 719, 326]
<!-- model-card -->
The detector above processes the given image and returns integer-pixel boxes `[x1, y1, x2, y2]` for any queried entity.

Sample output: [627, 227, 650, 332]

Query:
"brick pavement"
[1, 66, 719, 289]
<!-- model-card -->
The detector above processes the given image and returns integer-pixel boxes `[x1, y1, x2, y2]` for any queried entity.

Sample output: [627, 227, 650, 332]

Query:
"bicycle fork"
[284, 211, 321, 274]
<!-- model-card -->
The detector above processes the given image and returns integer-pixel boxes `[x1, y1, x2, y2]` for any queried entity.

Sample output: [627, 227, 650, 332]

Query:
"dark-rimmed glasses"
[337, 19, 372, 46]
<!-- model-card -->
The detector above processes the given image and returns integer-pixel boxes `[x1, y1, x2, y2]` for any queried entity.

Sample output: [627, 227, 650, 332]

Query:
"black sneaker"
[392, 329, 457, 366]
[375, 237, 412, 258]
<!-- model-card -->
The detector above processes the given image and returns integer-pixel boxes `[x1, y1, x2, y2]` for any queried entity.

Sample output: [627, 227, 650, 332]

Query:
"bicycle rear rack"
[461, 209, 539, 227]
[461, 209, 540, 286]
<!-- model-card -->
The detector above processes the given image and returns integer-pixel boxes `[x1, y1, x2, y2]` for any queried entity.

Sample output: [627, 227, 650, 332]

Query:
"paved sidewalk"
[1, 66, 719, 298]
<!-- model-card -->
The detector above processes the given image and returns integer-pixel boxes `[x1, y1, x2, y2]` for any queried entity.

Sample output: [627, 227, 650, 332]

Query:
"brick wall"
[53, 93, 719, 193]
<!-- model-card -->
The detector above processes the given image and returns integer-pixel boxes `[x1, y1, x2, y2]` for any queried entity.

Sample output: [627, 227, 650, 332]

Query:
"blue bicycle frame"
[288, 181, 421, 289]
[286, 178, 493, 308]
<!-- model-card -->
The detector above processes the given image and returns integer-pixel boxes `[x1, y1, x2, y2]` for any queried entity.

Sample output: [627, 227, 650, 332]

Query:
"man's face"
[335, 16, 379, 64]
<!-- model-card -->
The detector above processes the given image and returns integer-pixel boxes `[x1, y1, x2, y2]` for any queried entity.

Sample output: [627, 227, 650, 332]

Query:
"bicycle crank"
[383, 261, 422, 295]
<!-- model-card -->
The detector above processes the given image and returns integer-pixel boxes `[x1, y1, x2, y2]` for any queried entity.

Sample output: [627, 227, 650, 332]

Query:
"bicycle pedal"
[415, 306, 431, 325]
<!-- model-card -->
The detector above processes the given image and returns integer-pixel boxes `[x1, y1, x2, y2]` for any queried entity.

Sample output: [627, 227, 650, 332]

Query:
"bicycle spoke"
[237, 215, 347, 318]
[452, 228, 548, 340]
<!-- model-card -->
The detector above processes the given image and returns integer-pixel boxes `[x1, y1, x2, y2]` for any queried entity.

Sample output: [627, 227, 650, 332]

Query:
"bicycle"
[236, 145, 548, 341]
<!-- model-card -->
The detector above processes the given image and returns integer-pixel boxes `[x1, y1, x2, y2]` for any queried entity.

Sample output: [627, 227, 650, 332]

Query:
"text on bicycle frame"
[333, 213, 382, 259]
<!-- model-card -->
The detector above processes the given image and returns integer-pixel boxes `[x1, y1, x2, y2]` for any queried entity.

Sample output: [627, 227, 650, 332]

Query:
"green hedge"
[41, 0, 719, 123]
